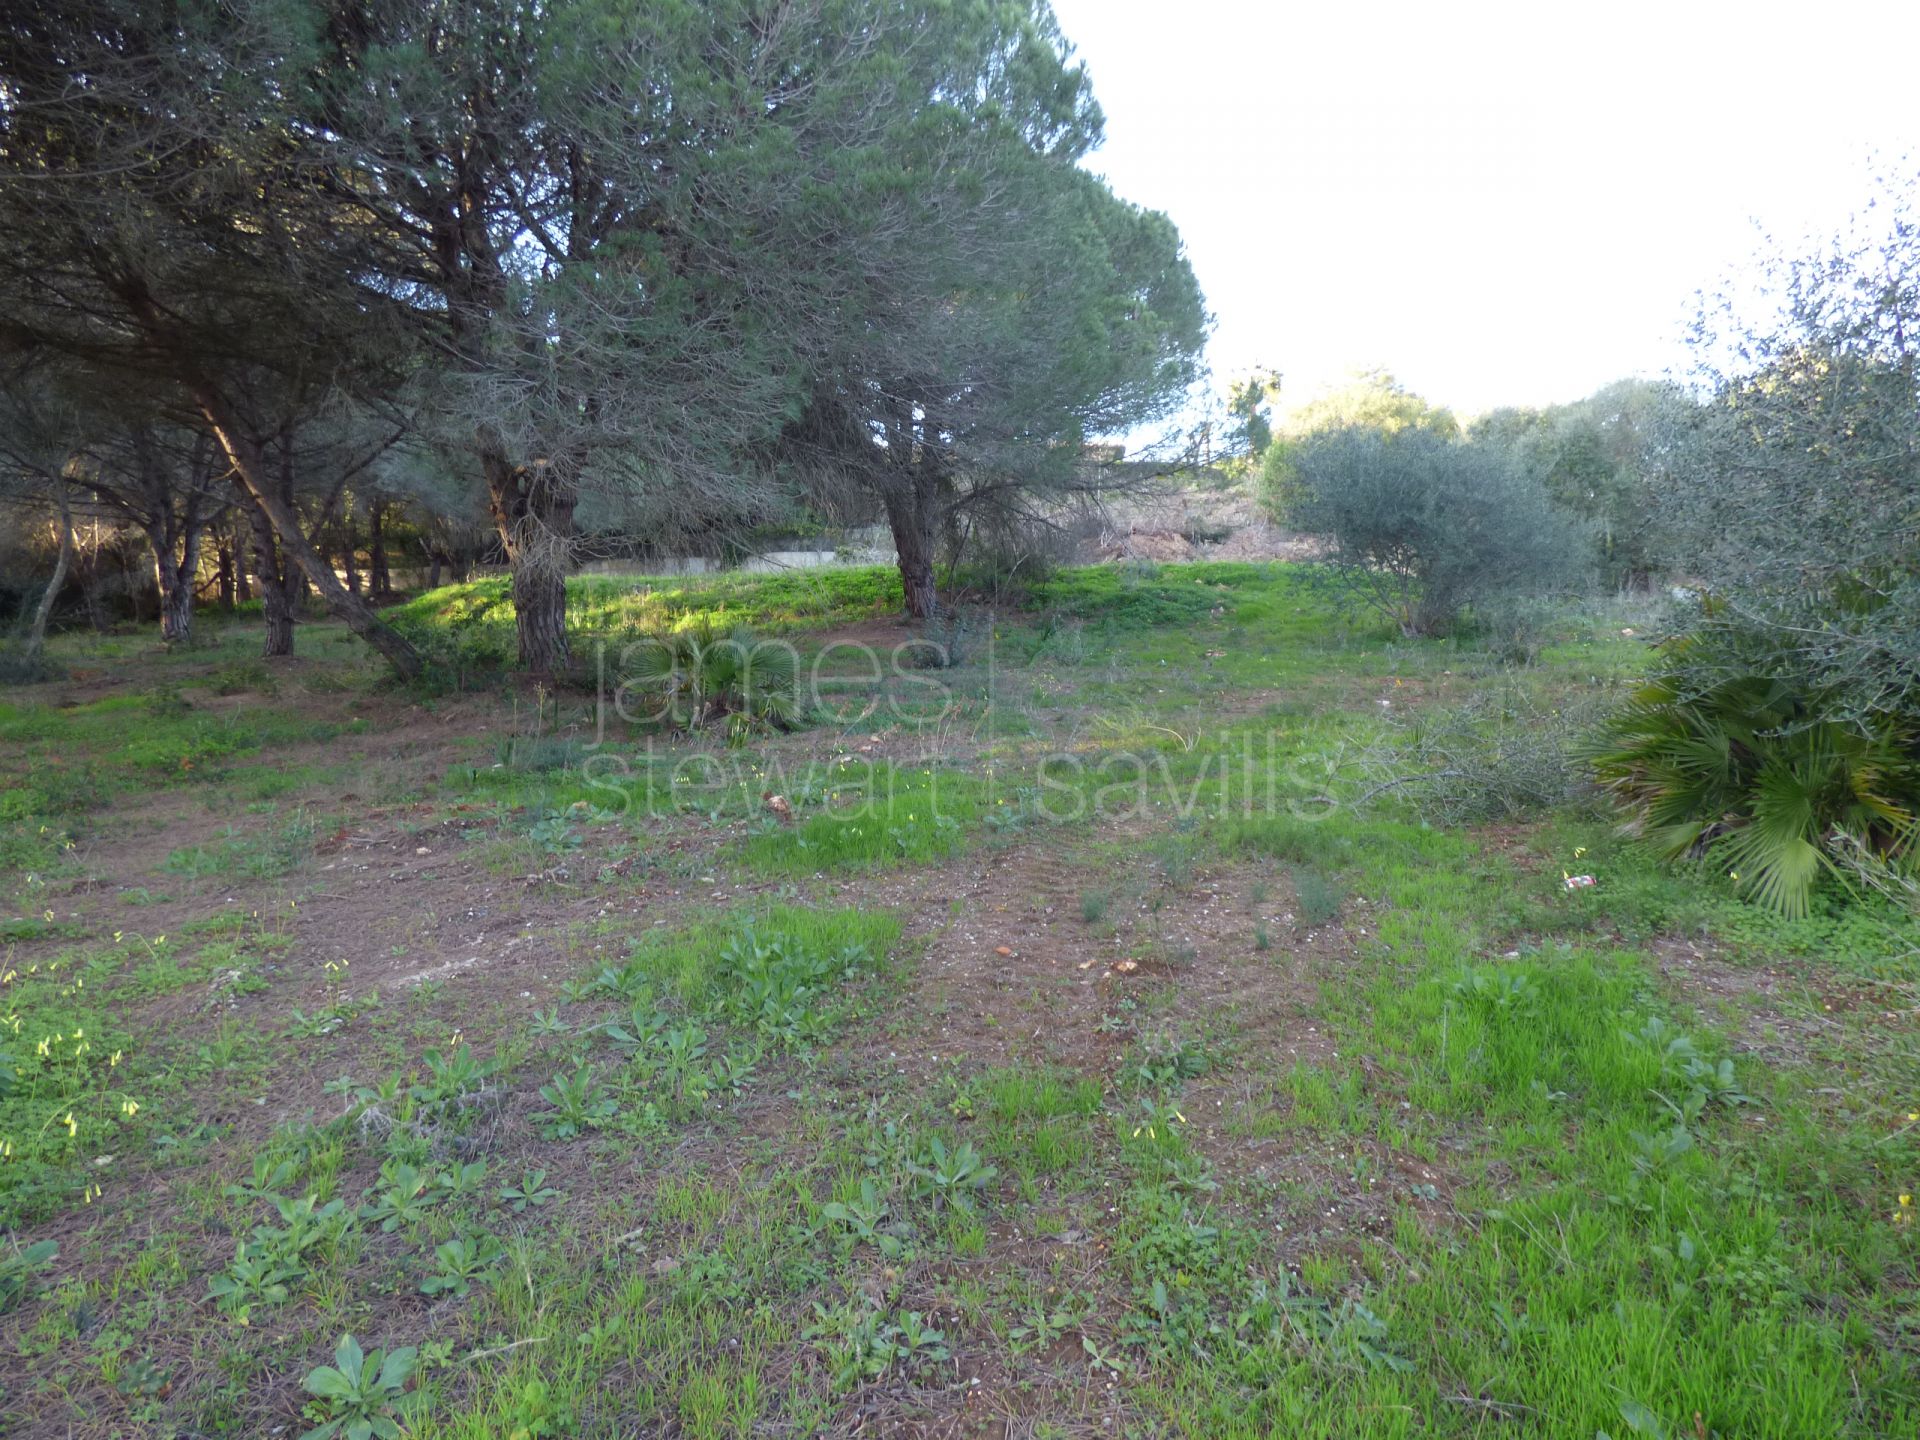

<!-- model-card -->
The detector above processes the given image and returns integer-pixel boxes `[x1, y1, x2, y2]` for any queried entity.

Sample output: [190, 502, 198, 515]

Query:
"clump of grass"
[209, 659, 278, 696]
[1290, 865, 1345, 926]
[736, 764, 983, 874]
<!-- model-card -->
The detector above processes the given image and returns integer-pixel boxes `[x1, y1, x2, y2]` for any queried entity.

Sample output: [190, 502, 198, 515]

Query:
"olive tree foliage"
[1659, 175, 1920, 729]
[1257, 369, 1459, 524]
[1471, 378, 1692, 589]
[1289, 427, 1594, 638]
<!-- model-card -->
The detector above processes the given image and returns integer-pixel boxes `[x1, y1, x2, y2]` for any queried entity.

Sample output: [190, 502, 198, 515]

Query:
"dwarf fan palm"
[1588, 637, 1919, 917]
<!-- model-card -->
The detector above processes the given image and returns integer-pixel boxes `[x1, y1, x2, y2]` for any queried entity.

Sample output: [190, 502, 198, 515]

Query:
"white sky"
[1048, 0, 1920, 419]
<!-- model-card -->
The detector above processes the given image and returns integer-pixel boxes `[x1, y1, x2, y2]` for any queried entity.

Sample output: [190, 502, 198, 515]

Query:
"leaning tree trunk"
[484, 447, 577, 677]
[238, 486, 295, 657]
[880, 478, 942, 620]
[193, 384, 422, 679]
[23, 483, 74, 661]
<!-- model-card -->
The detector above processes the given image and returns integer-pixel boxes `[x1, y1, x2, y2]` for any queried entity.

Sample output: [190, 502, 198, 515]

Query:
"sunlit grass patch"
[391, 567, 907, 670]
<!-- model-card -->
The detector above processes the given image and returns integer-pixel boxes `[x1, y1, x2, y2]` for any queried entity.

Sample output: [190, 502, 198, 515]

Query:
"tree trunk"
[484, 447, 577, 676]
[511, 563, 569, 676]
[238, 486, 295, 658]
[368, 502, 394, 600]
[342, 519, 362, 596]
[881, 480, 941, 620]
[261, 571, 295, 657]
[428, 550, 444, 589]
[78, 528, 111, 633]
[194, 384, 422, 679]
[24, 484, 74, 661]
[216, 538, 236, 609]
[148, 524, 198, 646]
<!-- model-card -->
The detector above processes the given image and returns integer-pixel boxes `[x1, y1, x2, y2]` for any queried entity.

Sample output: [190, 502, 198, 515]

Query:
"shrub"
[1586, 619, 1920, 917]
[1358, 685, 1603, 827]
[1258, 368, 1459, 523]
[0, 646, 62, 685]
[1665, 181, 1920, 728]
[1289, 427, 1593, 636]
[621, 621, 798, 733]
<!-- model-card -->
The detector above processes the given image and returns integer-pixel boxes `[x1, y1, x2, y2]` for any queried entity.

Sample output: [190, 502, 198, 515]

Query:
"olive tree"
[1662, 174, 1920, 727]
[1472, 379, 1689, 590]
[1290, 427, 1594, 637]
[1258, 369, 1459, 524]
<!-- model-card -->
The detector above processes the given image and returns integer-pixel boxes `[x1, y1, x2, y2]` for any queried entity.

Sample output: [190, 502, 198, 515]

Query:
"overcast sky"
[1047, 0, 1920, 419]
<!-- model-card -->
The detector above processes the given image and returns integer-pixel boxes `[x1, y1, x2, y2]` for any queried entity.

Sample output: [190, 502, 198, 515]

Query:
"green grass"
[734, 762, 989, 873]
[390, 567, 908, 671]
[2, 561, 1914, 1437]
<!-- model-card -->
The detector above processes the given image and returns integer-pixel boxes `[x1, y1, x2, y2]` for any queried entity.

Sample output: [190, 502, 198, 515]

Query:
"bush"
[1290, 427, 1593, 636]
[1663, 183, 1920, 727]
[1586, 617, 1920, 917]
[0, 645, 62, 685]
[1358, 685, 1604, 827]
[623, 621, 799, 734]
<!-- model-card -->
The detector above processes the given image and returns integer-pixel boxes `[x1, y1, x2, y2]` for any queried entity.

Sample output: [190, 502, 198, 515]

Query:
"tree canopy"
[0, 0, 1207, 667]
[1257, 369, 1457, 524]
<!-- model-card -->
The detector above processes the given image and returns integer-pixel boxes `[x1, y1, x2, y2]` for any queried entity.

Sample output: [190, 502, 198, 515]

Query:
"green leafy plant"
[906, 1136, 998, 1211]
[1008, 1298, 1084, 1356]
[805, 1302, 950, 1392]
[1451, 965, 1541, 1015]
[537, 1064, 616, 1138]
[0, 1239, 56, 1314]
[358, 1162, 438, 1233]
[498, 1168, 560, 1213]
[206, 1240, 302, 1322]
[504, 1376, 572, 1440]
[419, 1231, 506, 1297]
[820, 1178, 911, 1258]
[411, 1043, 493, 1109]
[715, 929, 870, 1047]
[1589, 624, 1920, 916]
[252, 1193, 352, 1261]
[624, 621, 799, 732]
[299, 1333, 419, 1440]
[222, 1154, 297, 1205]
